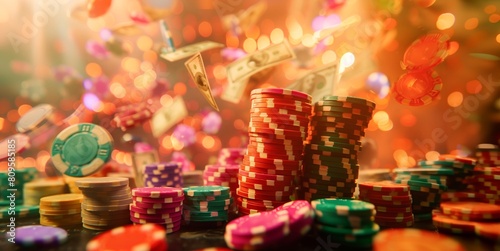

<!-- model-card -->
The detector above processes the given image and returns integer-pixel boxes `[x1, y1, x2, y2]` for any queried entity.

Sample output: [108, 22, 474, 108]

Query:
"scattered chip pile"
[204, 164, 239, 214]
[216, 148, 245, 165]
[86, 224, 167, 251]
[312, 198, 379, 249]
[39, 194, 83, 227]
[130, 187, 183, 233]
[75, 177, 132, 230]
[11, 225, 68, 248]
[51, 123, 113, 177]
[0, 167, 38, 206]
[393, 168, 450, 221]
[417, 154, 476, 190]
[225, 200, 314, 250]
[112, 101, 156, 131]
[16, 104, 59, 148]
[358, 181, 414, 227]
[143, 162, 183, 188]
[238, 88, 312, 214]
[432, 202, 500, 241]
[373, 229, 465, 251]
[301, 96, 375, 201]
[23, 178, 67, 206]
[474, 143, 500, 166]
[183, 186, 230, 223]
[393, 33, 449, 106]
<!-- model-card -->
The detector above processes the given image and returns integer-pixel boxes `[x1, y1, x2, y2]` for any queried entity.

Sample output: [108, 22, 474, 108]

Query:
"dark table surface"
[0, 217, 499, 251]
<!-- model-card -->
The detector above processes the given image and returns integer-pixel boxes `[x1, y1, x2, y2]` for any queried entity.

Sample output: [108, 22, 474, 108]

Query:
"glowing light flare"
[464, 18, 478, 30]
[85, 63, 102, 77]
[36, 151, 51, 171]
[287, 20, 303, 41]
[183, 25, 196, 42]
[447, 91, 463, 107]
[7, 110, 19, 122]
[226, 32, 239, 47]
[143, 50, 158, 63]
[202, 135, 215, 149]
[171, 136, 185, 151]
[243, 38, 257, 53]
[425, 151, 440, 161]
[489, 14, 500, 24]
[378, 120, 393, 131]
[270, 28, 284, 44]
[160, 94, 173, 107]
[373, 111, 389, 125]
[257, 35, 270, 50]
[321, 50, 337, 64]
[137, 36, 153, 51]
[436, 13, 455, 30]
[415, 0, 436, 7]
[110, 82, 126, 99]
[496, 34, 500, 44]
[484, 5, 497, 14]
[213, 65, 226, 80]
[466, 80, 482, 94]
[301, 34, 315, 48]
[233, 119, 246, 130]
[83, 93, 103, 112]
[17, 104, 32, 116]
[161, 135, 173, 149]
[0, 117, 4, 131]
[174, 82, 187, 95]
[198, 21, 212, 37]
[366, 72, 390, 99]
[121, 57, 141, 73]
[339, 52, 355, 71]
[393, 149, 408, 162]
[447, 41, 459, 56]
[245, 26, 260, 39]
[400, 113, 417, 127]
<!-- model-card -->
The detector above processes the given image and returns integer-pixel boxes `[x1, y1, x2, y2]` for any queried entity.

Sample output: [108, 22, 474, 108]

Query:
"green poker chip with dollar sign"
[51, 123, 113, 177]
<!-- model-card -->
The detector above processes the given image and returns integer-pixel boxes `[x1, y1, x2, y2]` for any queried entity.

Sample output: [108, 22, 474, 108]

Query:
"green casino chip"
[51, 123, 113, 177]
[311, 198, 375, 217]
[183, 186, 230, 197]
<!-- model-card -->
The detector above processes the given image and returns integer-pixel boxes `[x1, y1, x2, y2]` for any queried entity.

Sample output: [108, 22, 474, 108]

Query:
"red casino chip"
[248, 122, 307, 133]
[440, 202, 500, 220]
[402, 33, 450, 71]
[236, 187, 292, 202]
[475, 222, 500, 241]
[393, 69, 442, 106]
[251, 88, 312, 102]
[251, 101, 312, 112]
[238, 175, 293, 188]
[250, 107, 311, 117]
[238, 169, 294, 182]
[238, 179, 292, 192]
[358, 181, 410, 193]
[239, 164, 298, 176]
[86, 224, 167, 251]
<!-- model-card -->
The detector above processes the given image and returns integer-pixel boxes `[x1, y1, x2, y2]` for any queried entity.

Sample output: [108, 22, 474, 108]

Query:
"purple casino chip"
[12, 225, 67, 247]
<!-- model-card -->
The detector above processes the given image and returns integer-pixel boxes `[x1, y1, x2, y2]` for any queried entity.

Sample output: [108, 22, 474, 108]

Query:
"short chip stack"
[23, 178, 67, 206]
[217, 148, 245, 165]
[312, 198, 379, 249]
[0, 167, 38, 206]
[143, 162, 183, 188]
[225, 200, 314, 250]
[204, 165, 239, 214]
[393, 168, 450, 221]
[130, 187, 184, 233]
[358, 181, 414, 227]
[39, 194, 83, 227]
[301, 96, 375, 201]
[417, 154, 476, 190]
[474, 143, 500, 166]
[183, 186, 231, 223]
[75, 177, 132, 230]
[238, 88, 312, 214]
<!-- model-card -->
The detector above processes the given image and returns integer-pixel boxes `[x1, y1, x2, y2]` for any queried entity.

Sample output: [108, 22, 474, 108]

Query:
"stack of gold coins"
[39, 193, 83, 227]
[23, 178, 67, 206]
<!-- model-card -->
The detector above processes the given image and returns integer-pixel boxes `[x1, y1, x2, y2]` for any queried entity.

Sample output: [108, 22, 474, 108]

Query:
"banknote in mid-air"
[160, 41, 224, 62]
[185, 53, 220, 111]
[151, 96, 188, 137]
[287, 63, 340, 103]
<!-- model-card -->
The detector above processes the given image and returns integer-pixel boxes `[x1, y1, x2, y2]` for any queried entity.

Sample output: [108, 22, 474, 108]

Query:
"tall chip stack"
[474, 143, 500, 167]
[130, 187, 184, 233]
[0, 167, 38, 206]
[39, 194, 83, 227]
[417, 155, 476, 190]
[183, 186, 231, 223]
[465, 167, 500, 204]
[216, 148, 245, 165]
[75, 177, 132, 230]
[300, 96, 375, 201]
[312, 198, 379, 249]
[143, 162, 183, 188]
[237, 88, 312, 214]
[393, 168, 450, 222]
[23, 178, 67, 206]
[358, 181, 414, 228]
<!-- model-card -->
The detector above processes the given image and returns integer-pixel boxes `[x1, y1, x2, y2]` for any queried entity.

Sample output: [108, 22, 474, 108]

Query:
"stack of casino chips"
[216, 148, 245, 165]
[75, 177, 132, 230]
[112, 100, 157, 131]
[464, 167, 500, 204]
[39, 194, 83, 227]
[474, 143, 500, 166]
[23, 178, 67, 206]
[301, 96, 375, 201]
[238, 88, 312, 214]
[203, 165, 239, 213]
[0, 167, 38, 206]
[183, 186, 231, 223]
[432, 201, 500, 240]
[393, 168, 448, 221]
[312, 198, 379, 249]
[358, 181, 414, 228]
[224, 200, 314, 250]
[130, 187, 184, 233]
[416, 155, 476, 190]
[143, 162, 183, 188]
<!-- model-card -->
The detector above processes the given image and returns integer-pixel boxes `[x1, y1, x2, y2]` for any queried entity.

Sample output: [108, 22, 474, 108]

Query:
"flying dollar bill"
[151, 96, 188, 137]
[287, 62, 340, 103]
[185, 53, 220, 111]
[222, 41, 295, 103]
[160, 41, 224, 62]
[313, 15, 361, 42]
[131, 150, 159, 188]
